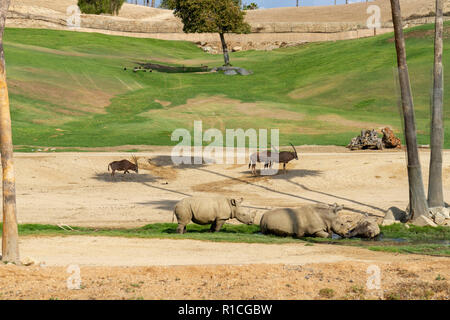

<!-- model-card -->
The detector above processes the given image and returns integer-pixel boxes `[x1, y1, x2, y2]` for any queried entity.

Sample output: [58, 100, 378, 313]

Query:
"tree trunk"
[0, 0, 19, 264]
[390, 0, 429, 220]
[219, 33, 231, 66]
[296, 1, 299, 7]
[151, 0, 155, 8]
[428, 0, 444, 208]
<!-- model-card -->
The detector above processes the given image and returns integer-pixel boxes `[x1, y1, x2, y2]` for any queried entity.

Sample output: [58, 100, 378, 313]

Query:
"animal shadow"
[93, 172, 158, 183]
[241, 169, 322, 179]
[149, 155, 213, 168]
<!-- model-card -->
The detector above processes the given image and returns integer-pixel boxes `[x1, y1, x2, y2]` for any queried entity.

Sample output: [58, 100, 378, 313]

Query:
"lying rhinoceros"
[260, 204, 347, 238]
[173, 196, 256, 234]
[346, 218, 380, 239]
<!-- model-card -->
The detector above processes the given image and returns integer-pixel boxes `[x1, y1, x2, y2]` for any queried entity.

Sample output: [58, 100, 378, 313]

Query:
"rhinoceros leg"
[211, 220, 226, 232]
[209, 221, 217, 232]
[314, 231, 331, 238]
[176, 223, 186, 234]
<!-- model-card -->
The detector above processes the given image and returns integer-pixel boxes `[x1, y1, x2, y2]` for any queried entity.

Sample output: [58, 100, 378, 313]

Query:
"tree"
[243, 2, 258, 10]
[172, 0, 251, 66]
[390, 0, 429, 221]
[159, 0, 174, 8]
[428, 0, 444, 208]
[0, 0, 20, 264]
[78, 0, 125, 15]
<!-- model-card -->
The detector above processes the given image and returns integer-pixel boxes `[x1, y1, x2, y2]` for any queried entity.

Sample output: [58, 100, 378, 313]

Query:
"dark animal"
[248, 144, 299, 175]
[108, 157, 139, 177]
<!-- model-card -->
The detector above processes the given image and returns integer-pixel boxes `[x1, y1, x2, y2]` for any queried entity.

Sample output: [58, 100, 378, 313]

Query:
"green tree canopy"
[172, 0, 250, 65]
[78, 0, 125, 15]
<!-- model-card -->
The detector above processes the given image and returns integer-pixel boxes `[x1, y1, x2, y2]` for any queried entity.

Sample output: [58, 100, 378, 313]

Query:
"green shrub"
[78, 0, 125, 15]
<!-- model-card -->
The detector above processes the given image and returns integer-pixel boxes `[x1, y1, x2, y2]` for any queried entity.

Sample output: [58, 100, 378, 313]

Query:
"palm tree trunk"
[428, 0, 444, 208]
[390, 0, 429, 220]
[219, 33, 230, 66]
[0, 0, 19, 264]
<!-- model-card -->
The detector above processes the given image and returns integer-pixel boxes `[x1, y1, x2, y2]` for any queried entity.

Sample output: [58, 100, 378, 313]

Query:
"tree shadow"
[287, 180, 384, 215]
[92, 172, 159, 183]
[195, 167, 383, 216]
[149, 155, 211, 169]
[138, 199, 179, 211]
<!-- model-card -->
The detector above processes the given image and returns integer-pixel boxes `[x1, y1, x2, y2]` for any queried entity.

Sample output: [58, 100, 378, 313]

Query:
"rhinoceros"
[260, 204, 348, 238]
[346, 218, 380, 239]
[173, 196, 256, 234]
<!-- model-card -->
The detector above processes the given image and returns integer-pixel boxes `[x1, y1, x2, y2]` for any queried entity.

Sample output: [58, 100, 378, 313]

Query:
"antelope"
[108, 156, 139, 177]
[248, 151, 272, 176]
[248, 144, 299, 175]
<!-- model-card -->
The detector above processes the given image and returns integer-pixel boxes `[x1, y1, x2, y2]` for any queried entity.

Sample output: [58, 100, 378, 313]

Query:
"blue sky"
[127, 1, 372, 9]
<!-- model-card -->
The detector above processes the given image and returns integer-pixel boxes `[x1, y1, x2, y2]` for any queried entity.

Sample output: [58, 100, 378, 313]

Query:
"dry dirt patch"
[0, 260, 448, 300]
[9, 149, 449, 227]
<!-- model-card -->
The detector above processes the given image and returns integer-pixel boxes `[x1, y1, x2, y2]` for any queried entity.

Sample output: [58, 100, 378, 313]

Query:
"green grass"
[6, 223, 449, 256]
[4, 23, 450, 148]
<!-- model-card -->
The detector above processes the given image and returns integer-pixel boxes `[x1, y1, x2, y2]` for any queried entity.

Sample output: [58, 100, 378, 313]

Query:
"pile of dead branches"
[347, 129, 384, 150]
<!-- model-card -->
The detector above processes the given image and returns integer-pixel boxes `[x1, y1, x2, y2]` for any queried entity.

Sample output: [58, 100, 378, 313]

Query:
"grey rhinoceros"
[260, 204, 347, 238]
[173, 196, 255, 234]
[346, 218, 380, 239]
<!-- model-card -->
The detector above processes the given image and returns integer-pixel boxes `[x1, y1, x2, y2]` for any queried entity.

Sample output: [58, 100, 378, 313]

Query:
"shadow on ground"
[92, 172, 159, 183]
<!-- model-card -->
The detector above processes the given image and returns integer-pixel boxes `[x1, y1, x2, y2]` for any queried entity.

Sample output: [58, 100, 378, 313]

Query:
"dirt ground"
[1, 260, 448, 300]
[3, 147, 449, 300]
[11, 147, 450, 227]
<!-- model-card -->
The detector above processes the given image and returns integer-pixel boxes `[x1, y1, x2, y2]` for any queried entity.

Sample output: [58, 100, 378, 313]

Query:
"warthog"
[260, 203, 347, 238]
[173, 196, 256, 234]
[108, 157, 139, 177]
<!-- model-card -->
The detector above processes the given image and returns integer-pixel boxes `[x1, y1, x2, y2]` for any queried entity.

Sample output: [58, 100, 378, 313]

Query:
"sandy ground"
[10, 147, 450, 227]
[1, 259, 448, 300]
[1, 147, 449, 299]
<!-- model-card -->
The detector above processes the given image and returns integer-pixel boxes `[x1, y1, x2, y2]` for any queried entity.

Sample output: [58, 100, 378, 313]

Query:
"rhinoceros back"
[175, 196, 232, 225]
[260, 206, 331, 237]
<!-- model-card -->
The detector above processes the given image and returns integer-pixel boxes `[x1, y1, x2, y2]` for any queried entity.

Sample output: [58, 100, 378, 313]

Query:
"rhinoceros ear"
[230, 199, 236, 206]
[237, 197, 244, 204]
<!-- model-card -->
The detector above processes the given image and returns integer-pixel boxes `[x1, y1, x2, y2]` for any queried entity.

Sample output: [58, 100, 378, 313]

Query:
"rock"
[232, 46, 242, 52]
[381, 219, 400, 226]
[385, 207, 407, 222]
[21, 257, 38, 266]
[224, 70, 238, 76]
[411, 215, 437, 227]
[202, 46, 212, 53]
[433, 213, 446, 226]
[236, 68, 252, 76]
[429, 207, 450, 219]
[443, 219, 450, 227]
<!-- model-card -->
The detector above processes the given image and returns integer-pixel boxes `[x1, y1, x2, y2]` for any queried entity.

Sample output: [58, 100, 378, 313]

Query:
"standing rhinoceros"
[173, 196, 255, 234]
[260, 203, 347, 238]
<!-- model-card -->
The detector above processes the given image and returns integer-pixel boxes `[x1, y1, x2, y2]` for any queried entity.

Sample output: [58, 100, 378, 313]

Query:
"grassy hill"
[4, 23, 450, 150]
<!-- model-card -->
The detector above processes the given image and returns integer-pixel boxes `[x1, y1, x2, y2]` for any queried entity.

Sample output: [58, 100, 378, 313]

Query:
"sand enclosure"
[11, 147, 450, 227]
[1, 147, 449, 299]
